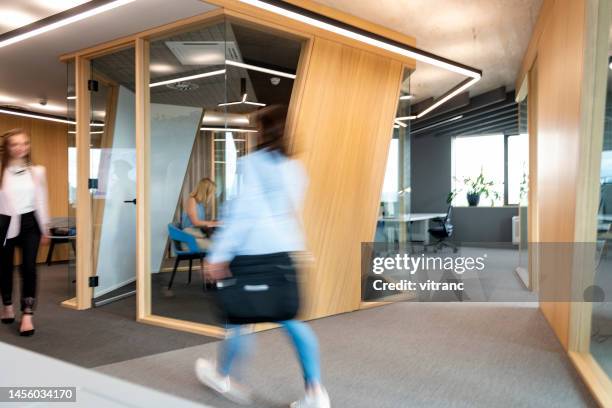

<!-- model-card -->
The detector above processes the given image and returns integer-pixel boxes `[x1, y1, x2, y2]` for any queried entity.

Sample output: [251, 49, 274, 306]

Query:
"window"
[451, 134, 505, 206]
[507, 134, 529, 205]
[68, 146, 102, 205]
[381, 138, 399, 204]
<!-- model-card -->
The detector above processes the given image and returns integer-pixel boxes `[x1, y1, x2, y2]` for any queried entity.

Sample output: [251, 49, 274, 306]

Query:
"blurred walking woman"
[0, 129, 50, 336]
[196, 107, 330, 408]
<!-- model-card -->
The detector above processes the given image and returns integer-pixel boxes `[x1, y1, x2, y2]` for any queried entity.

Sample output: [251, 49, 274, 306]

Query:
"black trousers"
[0, 212, 41, 313]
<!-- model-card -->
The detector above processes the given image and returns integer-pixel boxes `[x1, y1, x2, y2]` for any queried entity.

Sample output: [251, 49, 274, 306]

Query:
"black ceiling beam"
[443, 119, 518, 138]
[411, 87, 511, 128]
[435, 115, 517, 136]
[412, 106, 518, 135]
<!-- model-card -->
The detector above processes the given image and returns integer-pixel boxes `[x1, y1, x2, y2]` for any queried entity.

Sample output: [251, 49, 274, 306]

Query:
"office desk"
[378, 213, 446, 244]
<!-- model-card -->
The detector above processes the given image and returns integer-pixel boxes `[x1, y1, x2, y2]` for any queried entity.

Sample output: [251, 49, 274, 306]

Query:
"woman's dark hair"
[253, 105, 290, 156]
[0, 128, 32, 187]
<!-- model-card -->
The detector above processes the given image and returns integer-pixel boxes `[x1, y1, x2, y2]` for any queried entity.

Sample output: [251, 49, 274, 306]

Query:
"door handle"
[123, 199, 137, 205]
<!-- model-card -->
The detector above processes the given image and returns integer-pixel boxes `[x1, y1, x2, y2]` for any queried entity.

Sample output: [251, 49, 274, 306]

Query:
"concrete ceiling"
[0, 0, 216, 116]
[316, 0, 542, 103]
[0, 0, 543, 117]
[0, 0, 90, 35]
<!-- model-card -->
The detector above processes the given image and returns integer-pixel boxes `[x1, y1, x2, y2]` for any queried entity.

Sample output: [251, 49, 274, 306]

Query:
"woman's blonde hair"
[190, 178, 216, 207]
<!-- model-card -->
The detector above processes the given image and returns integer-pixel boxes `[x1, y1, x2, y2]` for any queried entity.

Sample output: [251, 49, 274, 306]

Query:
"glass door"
[89, 46, 137, 307]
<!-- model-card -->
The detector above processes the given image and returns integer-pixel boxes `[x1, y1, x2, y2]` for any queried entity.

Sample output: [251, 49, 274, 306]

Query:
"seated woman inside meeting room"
[182, 177, 219, 251]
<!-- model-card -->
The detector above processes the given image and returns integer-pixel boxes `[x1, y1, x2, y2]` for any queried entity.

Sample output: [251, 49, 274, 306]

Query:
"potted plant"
[461, 171, 500, 207]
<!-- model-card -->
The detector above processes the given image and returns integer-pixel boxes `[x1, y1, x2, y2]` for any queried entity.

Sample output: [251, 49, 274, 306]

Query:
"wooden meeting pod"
[62, 1, 415, 334]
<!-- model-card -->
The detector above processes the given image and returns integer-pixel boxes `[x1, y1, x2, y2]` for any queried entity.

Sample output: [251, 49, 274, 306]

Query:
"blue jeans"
[218, 320, 321, 386]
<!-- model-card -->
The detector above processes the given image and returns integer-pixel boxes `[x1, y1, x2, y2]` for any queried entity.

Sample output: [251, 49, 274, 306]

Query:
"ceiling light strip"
[0, 108, 73, 124]
[201, 127, 258, 133]
[238, 0, 482, 79]
[393, 119, 408, 128]
[0, 0, 136, 49]
[416, 77, 478, 119]
[225, 59, 296, 79]
[150, 69, 226, 88]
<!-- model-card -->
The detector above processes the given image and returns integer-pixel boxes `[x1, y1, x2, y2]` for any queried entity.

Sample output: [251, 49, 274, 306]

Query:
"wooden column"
[289, 37, 404, 319]
[75, 56, 93, 310]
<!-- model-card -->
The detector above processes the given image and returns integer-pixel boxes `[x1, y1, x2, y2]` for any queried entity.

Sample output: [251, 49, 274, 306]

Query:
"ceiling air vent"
[165, 41, 241, 66]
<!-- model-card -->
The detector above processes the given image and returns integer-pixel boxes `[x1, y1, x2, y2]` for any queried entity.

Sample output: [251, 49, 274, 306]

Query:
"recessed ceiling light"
[150, 63, 175, 74]
[0, 0, 136, 49]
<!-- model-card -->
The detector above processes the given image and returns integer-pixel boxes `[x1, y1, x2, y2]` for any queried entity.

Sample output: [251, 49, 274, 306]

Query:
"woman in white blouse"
[0, 128, 50, 336]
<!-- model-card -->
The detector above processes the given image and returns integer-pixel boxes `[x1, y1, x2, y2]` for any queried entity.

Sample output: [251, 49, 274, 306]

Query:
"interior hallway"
[95, 302, 595, 408]
[0, 262, 596, 407]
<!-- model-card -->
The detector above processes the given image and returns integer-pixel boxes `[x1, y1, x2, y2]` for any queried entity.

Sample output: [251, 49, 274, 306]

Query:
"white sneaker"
[290, 388, 330, 408]
[195, 358, 251, 405]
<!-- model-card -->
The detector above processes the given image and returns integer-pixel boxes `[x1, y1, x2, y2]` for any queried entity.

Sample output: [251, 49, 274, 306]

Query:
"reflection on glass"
[591, 52, 612, 376]
[147, 18, 303, 326]
[375, 68, 411, 246]
[367, 69, 414, 303]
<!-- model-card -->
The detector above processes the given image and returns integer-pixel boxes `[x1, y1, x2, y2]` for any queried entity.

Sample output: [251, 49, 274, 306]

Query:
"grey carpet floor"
[0, 264, 216, 367]
[96, 302, 596, 408]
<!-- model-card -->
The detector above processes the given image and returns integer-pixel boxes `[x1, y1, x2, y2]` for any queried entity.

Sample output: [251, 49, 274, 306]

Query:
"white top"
[208, 149, 307, 264]
[3, 165, 35, 214]
[0, 165, 50, 239]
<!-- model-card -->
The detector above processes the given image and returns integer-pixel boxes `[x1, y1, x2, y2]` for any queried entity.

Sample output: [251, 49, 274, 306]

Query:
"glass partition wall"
[65, 60, 77, 301]
[145, 17, 303, 327]
[590, 53, 612, 377]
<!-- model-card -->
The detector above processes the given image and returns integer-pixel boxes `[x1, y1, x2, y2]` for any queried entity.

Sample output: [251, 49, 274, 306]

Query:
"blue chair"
[167, 223, 207, 290]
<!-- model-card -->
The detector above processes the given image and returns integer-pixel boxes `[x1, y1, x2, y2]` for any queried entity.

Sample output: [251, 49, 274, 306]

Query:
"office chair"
[167, 223, 207, 290]
[425, 206, 458, 253]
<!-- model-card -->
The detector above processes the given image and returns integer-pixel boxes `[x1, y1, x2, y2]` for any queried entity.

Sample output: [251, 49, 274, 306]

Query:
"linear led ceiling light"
[399, 94, 414, 101]
[238, 0, 482, 121]
[0, 108, 107, 128]
[149, 69, 225, 88]
[201, 127, 258, 133]
[218, 78, 266, 108]
[0, 0, 136, 49]
[0, 108, 73, 124]
[225, 59, 296, 79]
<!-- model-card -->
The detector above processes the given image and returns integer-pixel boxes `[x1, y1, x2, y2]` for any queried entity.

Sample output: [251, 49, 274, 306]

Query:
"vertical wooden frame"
[135, 38, 151, 320]
[75, 56, 93, 310]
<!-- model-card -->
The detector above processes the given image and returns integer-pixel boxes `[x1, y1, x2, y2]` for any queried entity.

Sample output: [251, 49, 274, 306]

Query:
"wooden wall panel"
[289, 37, 404, 319]
[521, 0, 606, 350]
[0, 113, 69, 263]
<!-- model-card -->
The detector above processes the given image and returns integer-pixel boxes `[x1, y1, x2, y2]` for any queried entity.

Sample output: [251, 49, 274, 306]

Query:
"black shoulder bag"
[214, 155, 300, 324]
